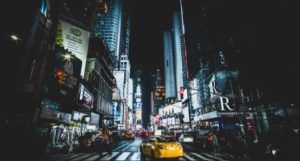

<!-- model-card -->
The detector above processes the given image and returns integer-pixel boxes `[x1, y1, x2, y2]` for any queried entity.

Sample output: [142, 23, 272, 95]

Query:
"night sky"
[130, 0, 177, 74]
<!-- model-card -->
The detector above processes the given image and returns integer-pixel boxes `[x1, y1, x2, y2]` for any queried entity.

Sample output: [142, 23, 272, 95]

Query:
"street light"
[10, 33, 20, 42]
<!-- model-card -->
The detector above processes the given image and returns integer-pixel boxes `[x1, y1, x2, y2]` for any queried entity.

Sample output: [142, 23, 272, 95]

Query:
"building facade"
[164, 31, 176, 103]
[93, 0, 123, 68]
[172, 12, 188, 100]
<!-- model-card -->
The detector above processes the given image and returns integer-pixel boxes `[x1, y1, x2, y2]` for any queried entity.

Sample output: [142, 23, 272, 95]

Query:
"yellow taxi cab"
[140, 136, 184, 159]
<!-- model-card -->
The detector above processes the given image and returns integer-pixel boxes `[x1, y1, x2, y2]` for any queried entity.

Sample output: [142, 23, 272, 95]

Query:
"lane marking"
[130, 152, 140, 161]
[84, 152, 106, 161]
[113, 141, 134, 151]
[203, 153, 229, 161]
[191, 153, 212, 161]
[184, 153, 196, 161]
[115, 152, 131, 160]
[99, 152, 119, 161]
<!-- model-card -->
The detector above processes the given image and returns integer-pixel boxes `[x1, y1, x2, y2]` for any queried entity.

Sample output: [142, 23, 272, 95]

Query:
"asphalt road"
[46, 137, 251, 161]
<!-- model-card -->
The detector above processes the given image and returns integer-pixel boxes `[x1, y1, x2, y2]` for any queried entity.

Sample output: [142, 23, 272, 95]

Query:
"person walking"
[97, 128, 112, 156]
[212, 131, 220, 156]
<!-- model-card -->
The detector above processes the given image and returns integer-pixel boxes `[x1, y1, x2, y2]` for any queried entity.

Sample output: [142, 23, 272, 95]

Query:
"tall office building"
[172, 12, 188, 100]
[93, 0, 122, 68]
[181, 0, 211, 79]
[164, 31, 176, 103]
[119, 0, 131, 70]
[153, 69, 165, 114]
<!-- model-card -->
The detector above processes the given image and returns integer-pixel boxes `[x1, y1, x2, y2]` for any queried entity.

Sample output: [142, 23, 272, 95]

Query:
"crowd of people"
[208, 130, 250, 158]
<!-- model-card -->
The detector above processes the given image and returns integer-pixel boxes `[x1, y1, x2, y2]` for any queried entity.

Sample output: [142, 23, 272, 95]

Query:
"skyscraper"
[164, 31, 176, 103]
[153, 69, 165, 114]
[93, 0, 122, 67]
[119, 0, 131, 71]
[172, 12, 188, 100]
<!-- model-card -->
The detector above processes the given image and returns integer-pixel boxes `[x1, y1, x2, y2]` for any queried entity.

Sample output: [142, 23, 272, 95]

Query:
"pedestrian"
[98, 128, 112, 156]
[212, 131, 220, 156]
[95, 133, 103, 157]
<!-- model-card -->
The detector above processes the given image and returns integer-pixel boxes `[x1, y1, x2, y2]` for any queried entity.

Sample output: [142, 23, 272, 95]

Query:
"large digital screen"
[77, 83, 95, 110]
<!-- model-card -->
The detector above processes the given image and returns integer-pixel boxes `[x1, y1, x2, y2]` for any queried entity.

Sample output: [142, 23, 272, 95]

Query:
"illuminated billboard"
[190, 78, 201, 109]
[56, 20, 90, 77]
[135, 102, 142, 120]
[113, 71, 125, 98]
[76, 83, 95, 110]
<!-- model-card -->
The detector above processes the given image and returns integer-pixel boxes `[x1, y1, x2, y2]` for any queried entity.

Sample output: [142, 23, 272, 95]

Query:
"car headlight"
[158, 144, 166, 149]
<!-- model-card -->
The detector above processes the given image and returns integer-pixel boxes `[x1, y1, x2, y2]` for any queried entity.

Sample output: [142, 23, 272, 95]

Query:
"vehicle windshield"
[157, 137, 176, 142]
[184, 134, 192, 137]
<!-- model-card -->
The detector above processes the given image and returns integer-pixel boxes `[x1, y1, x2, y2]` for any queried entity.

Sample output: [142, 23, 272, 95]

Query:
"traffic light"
[55, 70, 67, 85]
[180, 87, 184, 99]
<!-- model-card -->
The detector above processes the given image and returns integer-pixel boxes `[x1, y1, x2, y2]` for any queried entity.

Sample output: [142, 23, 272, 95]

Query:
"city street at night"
[1, 0, 300, 161]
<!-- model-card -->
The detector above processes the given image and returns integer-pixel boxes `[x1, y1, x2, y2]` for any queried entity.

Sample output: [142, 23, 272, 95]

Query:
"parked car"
[178, 133, 194, 143]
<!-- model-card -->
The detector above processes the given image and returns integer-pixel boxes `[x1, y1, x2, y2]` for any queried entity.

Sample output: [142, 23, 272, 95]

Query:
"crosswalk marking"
[69, 153, 96, 161]
[130, 152, 140, 161]
[84, 152, 105, 161]
[191, 153, 212, 161]
[184, 153, 196, 161]
[47, 149, 245, 161]
[203, 153, 229, 161]
[113, 143, 128, 151]
[116, 152, 130, 160]
[113, 141, 134, 151]
[99, 152, 119, 161]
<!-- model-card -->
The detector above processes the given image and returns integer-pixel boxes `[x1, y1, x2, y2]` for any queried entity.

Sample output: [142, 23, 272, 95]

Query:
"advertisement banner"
[72, 111, 86, 122]
[56, 20, 90, 77]
[90, 112, 100, 125]
[40, 108, 71, 123]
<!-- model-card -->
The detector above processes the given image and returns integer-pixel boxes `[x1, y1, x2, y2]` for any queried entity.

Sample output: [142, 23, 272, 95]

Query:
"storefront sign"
[40, 109, 71, 123]
[118, 124, 125, 130]
[72, 111, 86, 122]
[199, 111, 218, 120]
[219, 96, 234, 111]
[41, 99, 60, 111]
